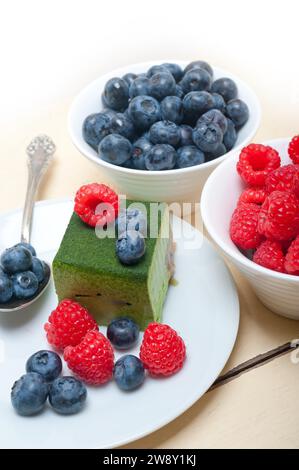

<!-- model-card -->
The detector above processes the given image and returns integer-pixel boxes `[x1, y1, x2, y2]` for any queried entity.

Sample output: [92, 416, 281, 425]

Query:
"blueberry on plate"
[116, 230, 146, 265]
[160, 96, 184, 124]
[197, 109, 228, 134]
[26, 350, 62, 382]
[83, 112, 112, 151]
[223, 118, 237, 151]
[146, 64, 170, 78]
[103, 77, 129, 111]
[131, 137, 153, 170]
[179, 125, 194, 146]
[11, 372, 48, 416]
[148, 72, 176, 101]
[1, 245, 32, 274]
[116, 208, 147, 237]
[177, 145, 205, 168]
[181, 68, 212, 94]
[99, 134, 132, 166]
[182, 91, 214, 125]
[226, 99, 249, 128]
[122, 72, 137, 87]
[14, 242, 36, 257]
[128, 96, 161, 131]
[129, 75, 150, 98]
[211, 93, 226, 113]
[49, 377, 87, 415]
[12, 271, 39, 299]
[114, 355, 145, 391]
[145, 144, 177, 171]
[0, 270, 13, 303]
[162, 63, 183, 82]
[184, 60, 213, 78]
[149, 121, 181, 148]
[211, 77, 238, 102]
[192, 122, 223, 153]
[31, 257, 45, 283]
[206, 143, 227, 161]
[107, 317, 140, 350]
[110, 113, 136, 141]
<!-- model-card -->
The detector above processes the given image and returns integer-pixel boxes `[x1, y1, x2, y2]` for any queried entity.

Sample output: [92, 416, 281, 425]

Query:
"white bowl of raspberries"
[201, 136, 299, 320]
[68, 60, 261, 207]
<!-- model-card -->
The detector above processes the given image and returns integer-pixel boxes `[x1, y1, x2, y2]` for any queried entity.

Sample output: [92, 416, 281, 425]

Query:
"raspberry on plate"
[139, 322, 186, 377]
[288, 135, 299, 164]
[64, 330, 114, 385]
[265, 164, 299, 193]
[285, 235, 299, 275]
[253, 240, 285, 273]
[238, 187, 268, 206]
[237, 144, 281, 187]
[44, 299, 98, 350]
[230, 203, 262, 250]
[258, 191, 299, 241]
[74, 183, 119, 227]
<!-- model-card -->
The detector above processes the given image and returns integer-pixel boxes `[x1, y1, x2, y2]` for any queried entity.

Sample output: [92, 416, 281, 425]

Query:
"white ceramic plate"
[0, 200, 239, 449]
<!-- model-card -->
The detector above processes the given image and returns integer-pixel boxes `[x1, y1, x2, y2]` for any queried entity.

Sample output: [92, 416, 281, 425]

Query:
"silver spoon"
[0, 135, 56, 312]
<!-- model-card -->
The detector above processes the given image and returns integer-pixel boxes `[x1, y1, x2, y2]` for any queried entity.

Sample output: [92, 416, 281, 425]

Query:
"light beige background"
[1, 0, 299, 448]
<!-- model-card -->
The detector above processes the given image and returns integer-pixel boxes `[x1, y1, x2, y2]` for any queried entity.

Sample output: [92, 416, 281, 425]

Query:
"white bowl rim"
[68, 59, 261, 177]
[201, 136, 299, 284]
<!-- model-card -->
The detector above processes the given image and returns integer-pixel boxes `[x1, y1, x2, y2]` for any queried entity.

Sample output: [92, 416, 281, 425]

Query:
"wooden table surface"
[1, 96, 299, 449]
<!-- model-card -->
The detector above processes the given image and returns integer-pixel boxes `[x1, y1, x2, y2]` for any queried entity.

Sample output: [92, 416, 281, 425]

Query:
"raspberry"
[238, 187, 268, 206]
[44, 299, 98, 350]
[285, 235, 299, 275]
[253, 240, 285, 273]
[230, 203, 262, 250]
[258, 191, 299, 241]
[293, 172, 299, 199]
[288, 135, 299, 164]
[140, 323, 186, 377]
[74, 183, 119, 227]
[237, 144, 281, 187]
[265, 164, 299, 193]
[64, 330, 114, 385]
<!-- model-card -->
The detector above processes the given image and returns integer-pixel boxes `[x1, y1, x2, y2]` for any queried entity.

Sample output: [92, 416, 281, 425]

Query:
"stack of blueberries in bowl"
[83, 60, 250, 171]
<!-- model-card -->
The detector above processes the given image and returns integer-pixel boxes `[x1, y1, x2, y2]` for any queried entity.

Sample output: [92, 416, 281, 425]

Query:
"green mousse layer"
[52, 200, 172, 330]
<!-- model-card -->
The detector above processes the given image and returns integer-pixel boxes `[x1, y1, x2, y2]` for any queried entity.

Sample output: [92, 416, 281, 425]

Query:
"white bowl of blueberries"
[69, 60, 261, 206]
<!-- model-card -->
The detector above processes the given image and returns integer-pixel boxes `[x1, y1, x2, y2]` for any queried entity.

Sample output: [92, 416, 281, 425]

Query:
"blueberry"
[110, 113, 135, 141]
[211, 77, 238, 102]
[128, 96, 161, 131]
[26, 350, 62, 382]
[179, 125, 194, 146]
[99, 134, 132, 165]
[182, 91, 214, 125]
[197, 109, 228, 134]
[14, 243, 36, 257]
[174, 85, 184, 98]
[103, 77, 129, 111]
[223, 118, 237, 151]
[49, 377, 87, 415]
[226, 99, 249, 128]
[162, 63, 183, 82]
[116, 230, 146, 265]
[12, 271, 39, 299]
[192, 122, 223, 153]
[116, 208, 147, 236]
[184, 60, 213, 78]
[1, 246, 32, 274]
[211, 93, 226, 113]
[83, 112, 112, 150]
[107, 317, 140, 350]
[31, 257, 45, 283]
[0, 271, 13, 303]
[147, 64, 170, 78]
[160, 96, 183, 124]
[121, 158, 134, 169]
[129, 76, 150, 98]
[206, 143, 227, 161]
[148, 72, 176, 101]
[11, 372, 48, 416]
[149, 121, 181, 148]
[181, 69, 212, 94]
[131, 137, 153, 170]
[144, 144, 177, 171]
[122, 72, 137, 87]
[176, 146, 205, 168]
[114, 355, 145, 391]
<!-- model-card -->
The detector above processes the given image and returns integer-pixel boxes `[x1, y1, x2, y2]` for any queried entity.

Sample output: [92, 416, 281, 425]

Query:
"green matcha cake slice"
[53, 200, 174, 330]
